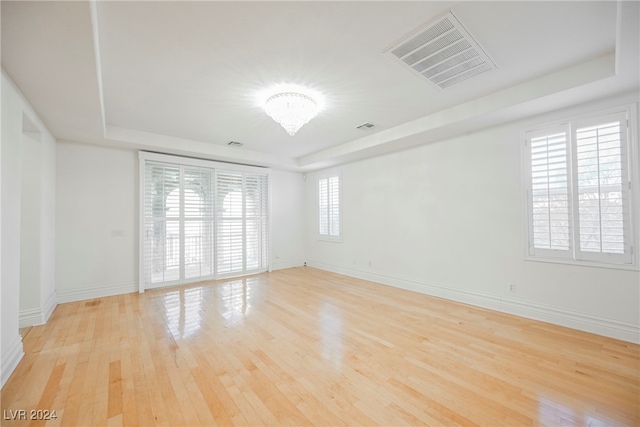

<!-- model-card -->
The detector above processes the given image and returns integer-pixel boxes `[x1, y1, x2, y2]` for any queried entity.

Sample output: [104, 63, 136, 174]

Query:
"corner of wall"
[2, 69, 58, 386]
[18, 289, 57, 329]
[42, 290, 57, 323]
[0, 334, 24, 388]
[272, 260, 306, 271]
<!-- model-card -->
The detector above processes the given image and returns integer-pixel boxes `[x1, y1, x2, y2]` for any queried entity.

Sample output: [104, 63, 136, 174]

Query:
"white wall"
[56, 141, 138, 302]
[1, 73, 23, 388]
[39, 120, 56, 322]
[0, 55, 3, 393]
[304, 94, 640, 343]
[20, 133, 42, 316]
[17, 126, 56, 330]
[1, 71, 57, 387]
[271, 169, 306, 270]
[56, 143, 306, 301]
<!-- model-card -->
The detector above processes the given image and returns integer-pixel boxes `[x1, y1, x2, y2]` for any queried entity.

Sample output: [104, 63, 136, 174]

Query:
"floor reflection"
[162, 287, 204, 339]
[538, 396, 610, 426]
[217, 277, 259, 326]
[320, 302, 344, 370]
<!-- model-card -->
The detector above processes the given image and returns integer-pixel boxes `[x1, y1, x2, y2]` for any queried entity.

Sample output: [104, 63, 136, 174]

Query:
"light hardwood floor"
[1, 267, 638, 426]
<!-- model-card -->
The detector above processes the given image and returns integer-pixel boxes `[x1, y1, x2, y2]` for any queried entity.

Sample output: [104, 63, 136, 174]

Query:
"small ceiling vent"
[385, 11, 497, 89]
[356, 122, 375, 130]
[227, 141, 243, 147]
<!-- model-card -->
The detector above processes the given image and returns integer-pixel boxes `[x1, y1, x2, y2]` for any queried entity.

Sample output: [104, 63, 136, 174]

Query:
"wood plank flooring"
[1, 267, 638, 426]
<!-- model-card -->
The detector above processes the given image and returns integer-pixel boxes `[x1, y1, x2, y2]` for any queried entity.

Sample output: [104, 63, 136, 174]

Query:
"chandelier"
[264, 91, 319, 136]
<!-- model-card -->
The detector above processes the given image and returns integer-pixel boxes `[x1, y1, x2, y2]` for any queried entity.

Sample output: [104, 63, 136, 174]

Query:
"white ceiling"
[2, 1, 639, 170]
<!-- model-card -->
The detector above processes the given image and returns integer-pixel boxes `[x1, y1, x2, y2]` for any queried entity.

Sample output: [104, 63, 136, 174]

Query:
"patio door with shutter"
[140, 152, 270, 291]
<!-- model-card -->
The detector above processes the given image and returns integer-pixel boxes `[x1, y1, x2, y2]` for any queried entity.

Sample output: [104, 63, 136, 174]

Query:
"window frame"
[522, 104, 638, 270]
[317, 170, 342, 242]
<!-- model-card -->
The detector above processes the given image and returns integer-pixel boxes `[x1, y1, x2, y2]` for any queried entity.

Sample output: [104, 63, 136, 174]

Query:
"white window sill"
[318, 235, 342, 243]
[524, 256, 639, 271]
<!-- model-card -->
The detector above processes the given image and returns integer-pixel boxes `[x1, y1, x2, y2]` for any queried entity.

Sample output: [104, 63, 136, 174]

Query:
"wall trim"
[272, 259, 305, 271]
[42, 291, 57, 323]
[1, 334, 24, 388]
[307, 260, 640, 344]
[18, 292, 57, 328]
[18, 308, 42, 329]
[56, 281, 138, 304]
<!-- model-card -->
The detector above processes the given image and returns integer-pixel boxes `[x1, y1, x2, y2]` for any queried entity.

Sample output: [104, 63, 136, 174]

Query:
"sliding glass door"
[140, 153, 269, 291]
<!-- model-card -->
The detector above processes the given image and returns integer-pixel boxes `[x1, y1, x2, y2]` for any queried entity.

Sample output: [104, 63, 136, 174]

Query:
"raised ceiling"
[2, 1, 638, 170]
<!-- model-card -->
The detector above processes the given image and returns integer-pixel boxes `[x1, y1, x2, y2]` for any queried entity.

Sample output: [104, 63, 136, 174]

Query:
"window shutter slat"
[528, 128, 572, 254]
[144, 163, 182, 286]
[217, 172, 244, 275]
[318, 179, 328, 235]
[318, 174, 341, 240]
[574, 114, 630, 262]
[216, 171, 269, 276]
[183, 167, 215, 280]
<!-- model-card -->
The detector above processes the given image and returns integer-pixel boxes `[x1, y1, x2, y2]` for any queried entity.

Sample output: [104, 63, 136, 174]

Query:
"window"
[140, 152, 269, 291]
[318, 173, 341, 241]
[524, 107, 637, 267]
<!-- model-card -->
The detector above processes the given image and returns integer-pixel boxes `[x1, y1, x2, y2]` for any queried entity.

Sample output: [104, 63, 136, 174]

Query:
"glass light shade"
[264, 92, 318, 136]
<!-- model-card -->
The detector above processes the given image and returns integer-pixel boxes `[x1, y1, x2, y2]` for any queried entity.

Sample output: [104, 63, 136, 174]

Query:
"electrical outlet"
[508, 283, 516, 293]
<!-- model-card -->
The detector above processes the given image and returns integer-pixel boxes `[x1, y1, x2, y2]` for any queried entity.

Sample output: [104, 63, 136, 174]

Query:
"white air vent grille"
[356, 122, 375, 130]
[385, 11, 497, 89]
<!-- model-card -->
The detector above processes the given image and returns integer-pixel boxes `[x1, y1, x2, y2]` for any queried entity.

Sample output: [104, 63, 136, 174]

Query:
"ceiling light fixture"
[264, 91, 319, 136]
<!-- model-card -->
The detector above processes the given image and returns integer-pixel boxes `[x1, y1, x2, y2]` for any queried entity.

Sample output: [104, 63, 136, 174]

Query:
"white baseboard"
[307, 260, 640, 344]
[18, 291, 58, 328]
[272, 259, 305, 271]
[19, 308, 43, 328]
[56, 281, 138, 304]
[1, 334, 24, 388]
[42, 291, 57, 322]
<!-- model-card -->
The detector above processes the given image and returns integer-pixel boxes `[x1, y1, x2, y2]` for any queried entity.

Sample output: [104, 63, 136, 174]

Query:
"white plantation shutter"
[245, 174, 269, 271]
[216, 172, 244, 275]
[527, 126, 572, 257]
[573, 113, 631, 263]
[140, 153, 270, 291]
[329, 176, 340, 236]
[318, 173, 341, 240]
[216, 171, 270, 277]
[524, 108, 635, 267]
[319, 178, 328, 235]
[183, 167, 215, 280]
[143, 163, 181, 286]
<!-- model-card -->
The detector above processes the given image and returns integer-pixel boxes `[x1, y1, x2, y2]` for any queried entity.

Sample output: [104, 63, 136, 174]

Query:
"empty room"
[1, 1, 639, 426]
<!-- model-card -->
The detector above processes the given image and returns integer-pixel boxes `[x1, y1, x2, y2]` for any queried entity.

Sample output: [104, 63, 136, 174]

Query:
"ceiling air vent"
[385, 11, 497, 89]
[227, 141, 243, 147]
[356, 122, 375, 130]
